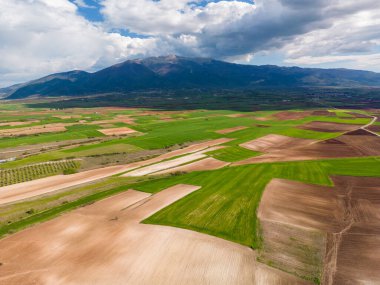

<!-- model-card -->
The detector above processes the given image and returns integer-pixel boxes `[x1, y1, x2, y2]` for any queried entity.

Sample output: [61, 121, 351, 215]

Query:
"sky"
[1, 0, 380, 87]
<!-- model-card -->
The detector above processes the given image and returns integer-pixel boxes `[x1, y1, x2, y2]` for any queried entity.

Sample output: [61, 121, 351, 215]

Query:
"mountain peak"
[4, 56, 380, 99]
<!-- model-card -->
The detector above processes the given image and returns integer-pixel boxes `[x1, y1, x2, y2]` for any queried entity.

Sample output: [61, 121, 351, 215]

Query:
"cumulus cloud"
[0, 0, 159, 87]
[72, 0, 96, 9]
[100, 0, 380, 65]
[1, 0, 380, 86]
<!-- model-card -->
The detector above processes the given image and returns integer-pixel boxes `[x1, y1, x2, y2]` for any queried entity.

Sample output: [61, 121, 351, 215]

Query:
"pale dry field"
[124, 152, 208, 176]
[0, 139, 231, 205]
[0, 120, 40, 127]
[0, 124, 68, 137]
[98, 127, 138, 136]
[0, 165, 135, 205]
[0, 185, 310, 285]
[153, 157, 229, 175]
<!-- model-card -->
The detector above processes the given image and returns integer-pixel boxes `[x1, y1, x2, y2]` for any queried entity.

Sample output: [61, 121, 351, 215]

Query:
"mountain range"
[3, 55, 380, 99]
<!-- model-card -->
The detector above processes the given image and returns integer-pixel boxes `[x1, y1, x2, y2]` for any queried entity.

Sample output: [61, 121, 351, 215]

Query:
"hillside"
[4, 55, 380, 99]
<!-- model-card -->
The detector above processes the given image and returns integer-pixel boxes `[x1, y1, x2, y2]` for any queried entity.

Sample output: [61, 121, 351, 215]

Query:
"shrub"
[63, 168, 78, 175]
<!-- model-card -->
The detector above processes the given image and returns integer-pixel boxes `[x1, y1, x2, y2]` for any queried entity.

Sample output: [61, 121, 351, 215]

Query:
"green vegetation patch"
[206, 146, 260, 162]
[0, 160, 80, 187]
[136, 157, 380, 249]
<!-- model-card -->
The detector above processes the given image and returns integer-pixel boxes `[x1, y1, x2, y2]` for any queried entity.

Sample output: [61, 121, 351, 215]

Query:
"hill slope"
[4, 55, 380, 99]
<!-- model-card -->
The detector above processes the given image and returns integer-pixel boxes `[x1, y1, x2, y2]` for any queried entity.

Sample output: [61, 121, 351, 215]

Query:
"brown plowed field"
[297, 121, 362, 133]
[258, 177, 380, 284]
[273, 111, 312, 120]
[216, 126, 248, 134]
[311, 110, 336, 117]
[236, 130, 380, 164]
[0, 185, 310, 285]
[326, 176, 380, 285]
[367, 124, 380, 132]
[240, 134, 316, 152]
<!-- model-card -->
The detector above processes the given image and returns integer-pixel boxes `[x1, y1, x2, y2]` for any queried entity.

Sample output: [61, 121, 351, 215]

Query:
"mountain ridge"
[3, 55, 380, 99]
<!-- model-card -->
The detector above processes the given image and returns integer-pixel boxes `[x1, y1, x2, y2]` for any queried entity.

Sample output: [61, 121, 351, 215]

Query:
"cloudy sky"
[1, 0, 380, 87]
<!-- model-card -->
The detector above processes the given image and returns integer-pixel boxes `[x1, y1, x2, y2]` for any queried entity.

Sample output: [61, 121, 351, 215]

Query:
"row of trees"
[0, 160, 80, 187]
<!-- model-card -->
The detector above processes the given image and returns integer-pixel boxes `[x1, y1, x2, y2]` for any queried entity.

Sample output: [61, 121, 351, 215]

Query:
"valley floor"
[0, 103, 380, 284]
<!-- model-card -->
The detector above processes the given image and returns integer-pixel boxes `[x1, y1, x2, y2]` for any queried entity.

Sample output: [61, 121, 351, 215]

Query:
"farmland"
[0, 160, 80, 187]
[0, 102, 380, 284]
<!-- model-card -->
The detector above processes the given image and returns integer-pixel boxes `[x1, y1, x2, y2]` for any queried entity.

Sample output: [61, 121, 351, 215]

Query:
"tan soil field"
[297, 121, 362, 133]
[0, 139, 232, 204]
[240, 134, 316, 152]
[0, 185, 310, 285]
[0, 124, 68, 137]
[258, 177, 380, 284]
[254, 117, 270, 121]
[0, 120, 39, 127]
[226, 113, 251, 118]
[236, 129, 380, 164]
[124, 152, 208, 176]
[216, 126, 248, 134]
[0, 165, 137, 205]
[98, 127, 138, 136]
[273, 111, 312, 120]
[153, 157, 229, 175]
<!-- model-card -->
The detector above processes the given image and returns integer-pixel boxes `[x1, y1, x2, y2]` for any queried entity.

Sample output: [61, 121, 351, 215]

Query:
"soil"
[297, 121, 362, 133]
[311, 110, 336, 117]
[153, 157, 229, 175]
[0, 139, 232, 204]
[236, 130, 380, 164]
[0, 185, 310, 285]
[240, 134, 316, 152]
[0, 124, 68, 136]
[258, 177, 380, 285]
[273, 111, 312, 121]
[98, 127, 138, 136]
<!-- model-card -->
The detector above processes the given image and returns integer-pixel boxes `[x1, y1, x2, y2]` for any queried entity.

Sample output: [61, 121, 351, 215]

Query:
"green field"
[133, 157, 380, 248]
[206, 145, 260, 162]
[1, 103, 380, 285]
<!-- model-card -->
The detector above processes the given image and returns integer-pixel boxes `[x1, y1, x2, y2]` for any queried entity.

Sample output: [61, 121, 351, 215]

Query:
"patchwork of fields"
[0, 102, 380, 284]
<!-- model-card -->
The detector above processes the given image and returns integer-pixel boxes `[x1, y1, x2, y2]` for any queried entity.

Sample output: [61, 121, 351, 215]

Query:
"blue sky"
[1, 0, 380, 86]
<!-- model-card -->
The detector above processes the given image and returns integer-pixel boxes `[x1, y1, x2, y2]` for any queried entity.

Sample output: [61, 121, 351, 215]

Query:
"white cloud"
[282, 3, 380, 71]
[101, 0, 255, 35]
[1, 0, 380, 86]
[73, 0, 96, 9]
[0, 0, 160, 87]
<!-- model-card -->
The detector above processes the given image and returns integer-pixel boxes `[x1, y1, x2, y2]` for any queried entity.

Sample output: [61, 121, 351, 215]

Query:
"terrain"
[3, 56, 380, 99]
[0, 100, 380, 284]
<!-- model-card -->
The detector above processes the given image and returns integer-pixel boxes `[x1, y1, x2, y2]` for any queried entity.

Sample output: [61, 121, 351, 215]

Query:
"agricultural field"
[0, 160, 80, 187]
[0, 102, 380, 284]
